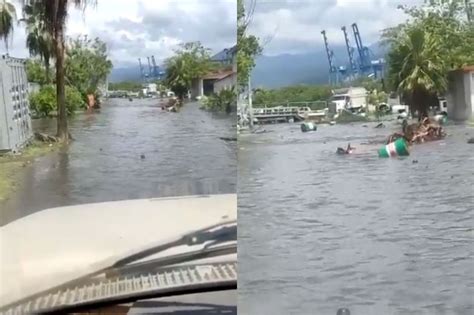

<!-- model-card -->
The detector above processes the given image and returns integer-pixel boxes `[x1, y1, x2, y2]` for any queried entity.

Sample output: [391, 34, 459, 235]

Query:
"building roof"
[202, 70, 235, 80]
[211, 45, 237, 62]
[461, 65, 474, 72]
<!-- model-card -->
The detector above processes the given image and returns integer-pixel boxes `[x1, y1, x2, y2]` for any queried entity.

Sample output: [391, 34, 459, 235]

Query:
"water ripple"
[239, 122, 474, 315]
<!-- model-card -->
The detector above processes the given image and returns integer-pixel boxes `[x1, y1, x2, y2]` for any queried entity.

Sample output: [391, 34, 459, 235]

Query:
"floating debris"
[219, 137, 237, 142]
[386, 117, 445, 145]
[468, 138, 474, 144]
[336, 143, 354, 155]
[301, 122, 317, 132]
[378, 138, 410, 158]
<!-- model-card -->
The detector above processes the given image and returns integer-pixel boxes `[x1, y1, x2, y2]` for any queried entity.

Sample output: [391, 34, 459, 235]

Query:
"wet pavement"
[0, 98, 236, 226]
[238, 121, 474, 315]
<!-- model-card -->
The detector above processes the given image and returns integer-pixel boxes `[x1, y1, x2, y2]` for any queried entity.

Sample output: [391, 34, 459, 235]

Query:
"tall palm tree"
[21, 1, 53, 83]
[387, 26, 448, 119]
[0, 0, 16, 52]
[29, 0, 95, 141]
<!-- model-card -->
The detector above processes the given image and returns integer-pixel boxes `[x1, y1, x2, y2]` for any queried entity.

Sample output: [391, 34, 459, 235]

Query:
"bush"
[202, 88, 236, 113]
[29, 85, 86, 117]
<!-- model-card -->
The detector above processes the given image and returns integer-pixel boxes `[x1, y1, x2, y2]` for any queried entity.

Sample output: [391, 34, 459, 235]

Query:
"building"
[447, 65, 474, 121]
[190, 45, 237, 99]
[210, 45, 237, 66]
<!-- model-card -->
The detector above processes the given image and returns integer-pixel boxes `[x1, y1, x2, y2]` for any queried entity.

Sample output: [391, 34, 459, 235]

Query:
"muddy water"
[1, 98, 236, 225]
[238, 121, 474, 315]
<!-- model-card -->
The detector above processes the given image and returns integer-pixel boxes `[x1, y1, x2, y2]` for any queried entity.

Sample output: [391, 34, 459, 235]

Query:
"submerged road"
[238, 121, 474, 314]
[1, 98, 236, 226]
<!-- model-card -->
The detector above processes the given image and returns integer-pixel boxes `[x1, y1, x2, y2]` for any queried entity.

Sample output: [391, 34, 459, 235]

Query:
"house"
[190, 45, 237, 99]
[446, 65, 474, 121]
[210, 45, 237, 66]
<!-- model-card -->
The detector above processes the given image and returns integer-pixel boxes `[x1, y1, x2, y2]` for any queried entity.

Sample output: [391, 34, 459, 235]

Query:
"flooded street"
[1, 99, 236, 226]
[238, 122, 474, 314]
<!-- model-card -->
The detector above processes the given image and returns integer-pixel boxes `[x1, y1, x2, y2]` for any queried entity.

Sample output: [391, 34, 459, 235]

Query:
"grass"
[0, 141, 61, 202]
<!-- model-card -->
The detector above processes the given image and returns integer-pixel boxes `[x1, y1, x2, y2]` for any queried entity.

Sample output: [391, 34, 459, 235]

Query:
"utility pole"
[248, 77, 254, 129]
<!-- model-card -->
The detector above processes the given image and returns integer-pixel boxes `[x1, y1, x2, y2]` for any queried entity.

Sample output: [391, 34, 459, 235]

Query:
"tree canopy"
[382, 0, 474, 117]
[0, 0, 16, 51]
[237, 0, 262, 89]
[164, 41, 212, 99]
[65, 35, 112, 96]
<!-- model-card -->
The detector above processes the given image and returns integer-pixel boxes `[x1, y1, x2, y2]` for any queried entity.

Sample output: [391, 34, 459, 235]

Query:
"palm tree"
[30, 0, 95, 141]
[21, 1, 53, 83]
[0, 0, 16, 52]
[386, 26, 448, 119]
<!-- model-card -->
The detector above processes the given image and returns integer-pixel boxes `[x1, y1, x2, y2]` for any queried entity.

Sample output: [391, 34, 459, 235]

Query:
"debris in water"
[336, 143, 354, 155]
[412, 160, 418, 164]
[375, 122, 385, 128]
[386, 117, 445, 145]
[301, 122, 317, 132]
[468, 138, 474, 144]
[140, 154, 146, 159]
[337, 308, 351, 315]
[219, 137, 237, 142]
[378, 138, 410, 158]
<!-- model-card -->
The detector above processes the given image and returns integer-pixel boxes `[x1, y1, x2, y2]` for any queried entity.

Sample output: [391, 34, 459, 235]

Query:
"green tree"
[0, 0, 16, 51]
[35, 0, 96, 141]
[164, 41, 212, 100]
[25, 58, 51, 85]
[65, 35, 112, 98]
[383, 0, 474, 118]
[20, 1, 53, 83]
[253, 85, 332, 107]
[29, 84, 85, 117]
[386, 26, 448, 118]
[237, 0, 262, 89]
[109, 81, 143, 92]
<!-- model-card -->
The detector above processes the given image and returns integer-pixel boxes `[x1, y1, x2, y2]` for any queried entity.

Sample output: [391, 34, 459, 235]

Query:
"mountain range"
[108, 42, 386, 89]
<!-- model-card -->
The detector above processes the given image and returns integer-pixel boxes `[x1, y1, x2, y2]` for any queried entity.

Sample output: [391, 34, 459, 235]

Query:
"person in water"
[336, 143, 354, 154]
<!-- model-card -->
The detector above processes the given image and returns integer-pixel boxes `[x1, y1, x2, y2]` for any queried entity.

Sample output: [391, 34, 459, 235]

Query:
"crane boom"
[147, 57, 152, 78]
[138, 58, 145, 80]
[351, 23, 371, 72]
[321, 30, 336, 73]
[151, 55, 158, 77]
[341, 26, 357, 73]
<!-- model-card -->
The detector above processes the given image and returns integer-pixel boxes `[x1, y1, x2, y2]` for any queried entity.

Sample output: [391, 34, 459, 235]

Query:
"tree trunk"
[45, 59, 50, 84]
[55, 25, 68, 141]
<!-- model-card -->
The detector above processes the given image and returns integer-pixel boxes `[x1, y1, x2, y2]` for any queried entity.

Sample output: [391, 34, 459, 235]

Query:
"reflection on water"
[1, 99, 236, 225]
[238, 121, 474, 315]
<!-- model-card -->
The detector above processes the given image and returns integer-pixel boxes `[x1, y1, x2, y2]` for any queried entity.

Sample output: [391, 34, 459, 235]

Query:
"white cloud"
[2, 0, 236, 67]
[247, 0, 420, 56]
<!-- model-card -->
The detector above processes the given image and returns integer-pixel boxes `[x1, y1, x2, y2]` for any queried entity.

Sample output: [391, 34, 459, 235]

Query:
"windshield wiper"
[0, 220, 237, 313]
[111, 219, 236, 269]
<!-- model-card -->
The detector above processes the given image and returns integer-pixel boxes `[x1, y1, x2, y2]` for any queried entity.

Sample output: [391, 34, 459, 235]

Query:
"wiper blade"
[0, 220, 237, 312]
[112, 219, 236, 268]
[106, 242, 236, 278]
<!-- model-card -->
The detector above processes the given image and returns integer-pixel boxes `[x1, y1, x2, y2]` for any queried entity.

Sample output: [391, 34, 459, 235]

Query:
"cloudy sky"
[247, 0, 422, 56]
[2, 0, 425, 68]
[3, 0, 236, 68]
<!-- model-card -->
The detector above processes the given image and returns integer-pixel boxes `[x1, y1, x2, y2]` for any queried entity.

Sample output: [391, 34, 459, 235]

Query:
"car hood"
[0, 194, 236, 307]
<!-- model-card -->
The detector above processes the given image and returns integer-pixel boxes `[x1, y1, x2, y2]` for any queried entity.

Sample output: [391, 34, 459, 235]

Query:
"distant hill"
[108, 42, 387, 86]
[252, 42, 386, 89]
[108, 67, 142, 83]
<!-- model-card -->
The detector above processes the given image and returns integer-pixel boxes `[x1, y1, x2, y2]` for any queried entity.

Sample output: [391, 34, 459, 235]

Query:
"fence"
[0, 55, 32, 153]
[253, 100, 328, 110]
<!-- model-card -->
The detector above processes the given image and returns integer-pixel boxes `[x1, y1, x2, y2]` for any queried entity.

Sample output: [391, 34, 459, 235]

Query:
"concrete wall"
[447, 70, 474, 121]
[214, 73, 237, 94]
[190, 78, 203, 99]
